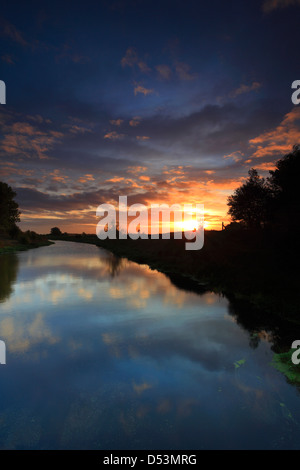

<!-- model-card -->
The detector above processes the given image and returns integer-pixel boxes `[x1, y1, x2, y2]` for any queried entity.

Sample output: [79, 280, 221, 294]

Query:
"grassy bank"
[0, 233, 53, 254]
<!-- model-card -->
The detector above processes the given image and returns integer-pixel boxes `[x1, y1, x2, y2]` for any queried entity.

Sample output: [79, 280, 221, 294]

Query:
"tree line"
[227, 144, 300, 233]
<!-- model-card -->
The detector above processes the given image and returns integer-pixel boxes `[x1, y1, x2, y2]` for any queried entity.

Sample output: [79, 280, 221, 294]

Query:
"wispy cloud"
[129, 116, 141, 127]
[127, 166, 148, 174]
[104, 131, 125, 140]
[121, 47, 138, 67]
[230, 82, 262, 98]
[121, 47, 151, 73]
[133, 84, 154, 96]
[78, 174, 95, 183]
[174, 61, 197, 81]
[0, 18, 28, 46]
[138, 61, 151, 73]
[63, 123, 93, 134]
[109, 119, 124, 126]
[156, 64, 172, 80]
[0, 117, 63, 160]
[249, 107, 300, 159]
[56, 44, 90, 63]
[1, 54, 14, 64]
[262, 0, 300, 13]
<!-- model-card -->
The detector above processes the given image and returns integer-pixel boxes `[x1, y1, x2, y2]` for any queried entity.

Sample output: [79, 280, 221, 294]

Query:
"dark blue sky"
[1, 0, 300, 231]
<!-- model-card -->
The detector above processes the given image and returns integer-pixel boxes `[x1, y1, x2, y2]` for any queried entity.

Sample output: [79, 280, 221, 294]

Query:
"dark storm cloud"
[15, 186, 116, 212]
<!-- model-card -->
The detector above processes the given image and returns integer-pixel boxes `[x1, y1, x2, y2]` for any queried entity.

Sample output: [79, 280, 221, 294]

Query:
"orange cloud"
[109, 119, 124, 126]
[129, 116, 141, 126]
[138, 61, 151, 73]
[254, 162, 276, 171]
[121, 47, 138, 67]
[230, 82, 261, 98]
[67, 124, 92, 134]
[78, 174, 95, 183]
[156, 64, 172, 80]
[262, 0, 300, 13]
[0, 122, 63, 160]
[11, 122, 40, 135]
[50, 169, 68, 183]
[127, 166, 148, 174]
[106, 177, 125, 183]
[134, 84, 154, 96]
[174, 62, 197, 81]
[223, 150, 244, 162]
[1, 18, 28, 46]
[121, 47, 150, 73]
[249, 107, 300, 159]
[104, 131, 125, 140]
[136, 135, 150, 141]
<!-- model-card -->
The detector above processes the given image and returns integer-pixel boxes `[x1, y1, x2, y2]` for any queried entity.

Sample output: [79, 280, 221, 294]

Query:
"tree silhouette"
[227, 169, 271, 229]
[268, 145, 300, 232]
[0, 182, 20, 234]
[50, 227, 62, 236]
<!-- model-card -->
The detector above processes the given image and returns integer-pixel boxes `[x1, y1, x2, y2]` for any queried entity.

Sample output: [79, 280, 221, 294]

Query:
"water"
[0, 241, 299, 449]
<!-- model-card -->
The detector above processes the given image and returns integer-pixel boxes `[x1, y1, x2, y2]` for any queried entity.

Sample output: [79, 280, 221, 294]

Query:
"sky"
[1, 0, 300, 233]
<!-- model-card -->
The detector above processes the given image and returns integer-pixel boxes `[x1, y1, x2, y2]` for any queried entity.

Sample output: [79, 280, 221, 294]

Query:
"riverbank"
[48, 230, 300, 324]
[0, 236, 53, 254]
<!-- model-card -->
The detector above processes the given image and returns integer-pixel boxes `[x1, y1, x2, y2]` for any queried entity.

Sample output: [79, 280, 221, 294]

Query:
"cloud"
[106, 177, 125, 183]
[1, 54, 14, 64]
[254, 162, 276, 171]
[174, 62, 197, 81]
[230, 82, 262, 98]
[103, 131, 125, 140]
[27, 114, 52, 124]
[223, 151, 244, 162]
[0, 18, 28, 46]
[121, 47, 151, 73]
[56, 44, 90, 64]
[14, 186, 113, 212]
[121, 47, 138, 67]
[133, 382, 153, 394]
[127, 166, 148, 174]
[156, 64, 172, 80]
[109, 119, 124, 126]
[125, 102, 275, 163]
[63, 123, 93, 134]
[49, 169, 68, 183]
[138, 61, 151, 73]
[78, 174, 95, 183]
[262, 0, 300, 13]
[249, 107, 300, 159]
[1, 97, 286, 233]
[139, 175, 150, 181]
[0, 119, 64, 160]
[133, 84, 154, 96]
[129, 116, 141, 127]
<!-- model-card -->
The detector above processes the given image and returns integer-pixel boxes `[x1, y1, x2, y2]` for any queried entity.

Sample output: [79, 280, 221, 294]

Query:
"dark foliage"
[0, 181, 20, 234]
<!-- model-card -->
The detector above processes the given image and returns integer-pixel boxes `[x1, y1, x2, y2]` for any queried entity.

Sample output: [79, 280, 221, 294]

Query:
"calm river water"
[0, 241, 299, 449]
